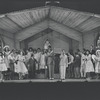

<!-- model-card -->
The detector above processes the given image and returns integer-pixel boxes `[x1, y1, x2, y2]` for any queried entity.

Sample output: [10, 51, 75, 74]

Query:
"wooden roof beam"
[15, 20, 48, 41]
[48, 20, 82, 42]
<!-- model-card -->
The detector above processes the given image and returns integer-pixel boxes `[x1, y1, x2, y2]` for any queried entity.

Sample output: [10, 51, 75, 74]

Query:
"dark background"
[0, 0, 100, 14]
[0, 82, 100, 100]
[0, 0, 100, 100]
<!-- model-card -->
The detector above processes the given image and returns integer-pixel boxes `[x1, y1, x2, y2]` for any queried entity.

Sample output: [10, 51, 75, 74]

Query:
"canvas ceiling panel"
[64, 13, 90, 28]
[77, 17, 100, 32]
[16, 20, 48, 41]
[49, 20, 82, 42]
[0, 17, 21, 33]
[7, 12, 33, 28]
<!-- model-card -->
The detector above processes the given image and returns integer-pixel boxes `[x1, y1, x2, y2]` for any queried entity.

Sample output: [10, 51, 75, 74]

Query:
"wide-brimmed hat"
[96, 49, 100, 55]
[3, 45, 10, 49]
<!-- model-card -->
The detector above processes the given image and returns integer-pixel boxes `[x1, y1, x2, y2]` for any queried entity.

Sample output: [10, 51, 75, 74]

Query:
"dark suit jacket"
[28, 58, 36, 72]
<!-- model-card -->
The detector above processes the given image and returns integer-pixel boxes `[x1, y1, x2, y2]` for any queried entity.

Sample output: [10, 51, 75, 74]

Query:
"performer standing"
[94, 50, 100, 79]
[68, 52, 74, 78]
[80, 51, 86, 78]
[8, 50, 16, 80]
[74, 52, 81, 78]
[85, 50, 94, 80]
[0, 52, 7, 81]
[44, 39, 51, 51]
[15, 51, 28, 80]
[97, 36, 100, 48]
[59, 49, 68, 80]
[39, 50, 47, 73]
[27, 54, 37, 79]
[3, 45, 10, 70]
[47, 46, 55, 80]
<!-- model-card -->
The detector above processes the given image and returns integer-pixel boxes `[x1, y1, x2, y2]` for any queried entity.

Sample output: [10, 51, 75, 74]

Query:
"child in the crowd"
[15, 51, 28, 80]
[27, 54, 37, 79]
[0, 52, 7, 81]
[85, 50, 94, 80]
[59, 49, 68, 80]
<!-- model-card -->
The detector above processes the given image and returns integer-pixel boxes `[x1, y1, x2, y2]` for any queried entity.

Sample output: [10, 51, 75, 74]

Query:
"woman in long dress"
[80, 52, 86, 78]
[94, 50, 100, 79]
[3, 45, 10, 70]
[39, 50, 47, 73]
[85, 50, 94, 80]
[59, 49, 68, 80]
[15, 51, 28, 80]
[0, 52, 7, 81]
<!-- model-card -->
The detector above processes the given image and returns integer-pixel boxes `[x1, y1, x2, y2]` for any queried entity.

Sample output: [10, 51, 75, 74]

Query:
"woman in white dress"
[80, 52, 86, 78]
[39, 50, 47, 73]
[60, 49, 68, 80]
[15, 51, 28, 80]
[0, 52, 7, 81]
[44, 39, 51, 51]
[3, 45, 10, 70]
[85, 50, 94, 79]
[94, 50, 100, 79]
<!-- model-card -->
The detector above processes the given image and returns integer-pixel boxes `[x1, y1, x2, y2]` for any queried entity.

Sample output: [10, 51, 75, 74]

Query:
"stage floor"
[1, 79, 100, 83]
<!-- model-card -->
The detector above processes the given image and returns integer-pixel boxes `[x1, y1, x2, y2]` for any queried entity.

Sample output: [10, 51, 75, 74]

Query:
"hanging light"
[0, 14, 5, 18]
[45, 1, 51, 6]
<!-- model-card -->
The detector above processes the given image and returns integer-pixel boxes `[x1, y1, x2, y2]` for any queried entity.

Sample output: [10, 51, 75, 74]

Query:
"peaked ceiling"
[0, 6, 100, 36]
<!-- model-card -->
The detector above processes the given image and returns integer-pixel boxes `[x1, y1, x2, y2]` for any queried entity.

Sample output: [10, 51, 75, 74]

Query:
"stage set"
[0, 2, 100, 83]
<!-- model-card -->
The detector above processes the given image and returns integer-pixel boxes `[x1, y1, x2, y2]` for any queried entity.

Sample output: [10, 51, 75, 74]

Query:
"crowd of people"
[0, 39, 100, 81]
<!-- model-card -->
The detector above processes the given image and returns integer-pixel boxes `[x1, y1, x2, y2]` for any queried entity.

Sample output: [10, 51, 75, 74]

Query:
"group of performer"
[0, 39, 100, 81]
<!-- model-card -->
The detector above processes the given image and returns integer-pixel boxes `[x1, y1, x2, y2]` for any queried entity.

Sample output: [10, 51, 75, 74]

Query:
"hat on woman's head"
[3, 45, 10, 49]
[96, 49, 100, 54]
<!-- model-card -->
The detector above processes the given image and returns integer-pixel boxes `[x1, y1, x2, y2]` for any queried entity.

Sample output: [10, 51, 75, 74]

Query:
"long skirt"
[85, 61, 94, 73]
[15, 61, 28, 74]
[95, 62, 100, 73]
[60, 65, 66, 79]
[0, 63, 7, 72]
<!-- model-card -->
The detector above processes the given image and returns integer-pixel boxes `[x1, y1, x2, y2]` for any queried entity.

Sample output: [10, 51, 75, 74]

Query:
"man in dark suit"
[47, 46, 55, 80]
[27, 54, 37, 79]
[90, 45, 95, 55]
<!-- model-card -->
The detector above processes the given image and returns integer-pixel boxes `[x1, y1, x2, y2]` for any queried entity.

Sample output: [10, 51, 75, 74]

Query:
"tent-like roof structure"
[0, 6, 100, 41]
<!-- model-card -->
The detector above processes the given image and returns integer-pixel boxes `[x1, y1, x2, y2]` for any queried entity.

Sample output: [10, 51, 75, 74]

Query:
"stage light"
[45, 1, 51, 6]
[0, 15, 5, 18]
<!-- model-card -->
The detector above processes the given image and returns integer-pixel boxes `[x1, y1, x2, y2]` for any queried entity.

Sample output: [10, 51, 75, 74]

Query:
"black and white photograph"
[0, 0, 100, 100]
